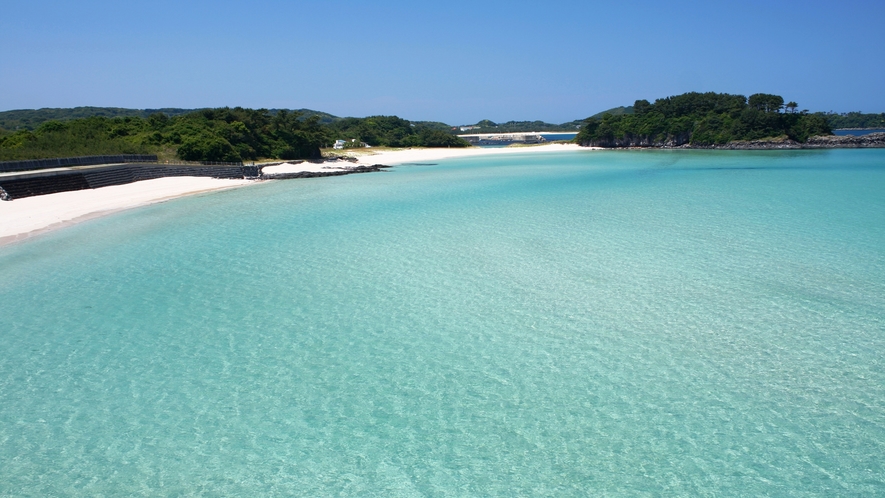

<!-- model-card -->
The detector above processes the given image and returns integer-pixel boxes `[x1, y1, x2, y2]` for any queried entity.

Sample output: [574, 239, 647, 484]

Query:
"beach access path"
[0, 143, 585, 246]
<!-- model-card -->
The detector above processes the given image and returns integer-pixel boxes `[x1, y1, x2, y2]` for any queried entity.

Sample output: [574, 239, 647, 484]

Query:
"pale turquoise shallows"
[1, 149, 884, 496]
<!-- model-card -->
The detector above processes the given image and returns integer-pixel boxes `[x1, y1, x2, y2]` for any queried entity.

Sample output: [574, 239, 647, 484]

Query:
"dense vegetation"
[328, 116, 469, 148]
[0, 107, 195, 131]
[826, 112, 885, 129]
[576, 92, 832, 147]
[0, 117, 154, 160]
[0, 108, 331, 162]
[0, 108, 470, 162]
[0, 107, 341, 131]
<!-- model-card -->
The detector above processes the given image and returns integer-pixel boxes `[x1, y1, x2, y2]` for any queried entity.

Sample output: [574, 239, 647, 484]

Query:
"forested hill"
[0, 107, 196, 131]
[328, 116, 468, 148]
[589, 106, 633, 120]
[576, 92, 832, 147]
[826, 112, 885, 129]
[0, 107, 342, 131]
[0, 108, 471, 162]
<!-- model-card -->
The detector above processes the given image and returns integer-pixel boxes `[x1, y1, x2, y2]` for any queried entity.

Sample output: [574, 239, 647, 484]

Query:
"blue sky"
[2, 0, 883, 124]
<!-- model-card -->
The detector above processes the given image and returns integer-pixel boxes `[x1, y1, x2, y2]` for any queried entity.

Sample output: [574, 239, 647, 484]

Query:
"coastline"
[0, 177, 255, 246]
[0, 143, 586, 246]
[578, 132, 885, 150]
[684, 132, 885, 150]
[347, 142, 586, 166]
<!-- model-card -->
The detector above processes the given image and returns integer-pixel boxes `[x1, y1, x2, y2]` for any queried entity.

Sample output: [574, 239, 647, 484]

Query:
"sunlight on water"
[1, 149, 884, 495]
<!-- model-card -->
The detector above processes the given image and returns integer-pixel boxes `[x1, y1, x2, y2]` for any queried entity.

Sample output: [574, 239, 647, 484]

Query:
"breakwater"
[0, 154, 394, 201]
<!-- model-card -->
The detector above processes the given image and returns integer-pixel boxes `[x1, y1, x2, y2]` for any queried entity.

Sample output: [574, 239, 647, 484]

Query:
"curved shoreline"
[0, 144, 587, 246]
[347, 142, 587, 165]
[1, 138, 879, 247]
[0, 177, 256, 246]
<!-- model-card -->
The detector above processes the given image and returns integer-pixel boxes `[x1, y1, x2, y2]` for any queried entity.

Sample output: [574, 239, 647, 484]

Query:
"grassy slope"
[589, 106, 634, 119]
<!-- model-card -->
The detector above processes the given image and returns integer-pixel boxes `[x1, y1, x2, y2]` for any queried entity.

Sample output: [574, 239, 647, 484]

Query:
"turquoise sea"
[1, 149, 884, 496]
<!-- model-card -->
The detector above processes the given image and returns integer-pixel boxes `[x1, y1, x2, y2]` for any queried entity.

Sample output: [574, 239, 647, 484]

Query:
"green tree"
[633, 99, 651, 116]
[749, 93, 785, 113]
[177, 134, 240, 162]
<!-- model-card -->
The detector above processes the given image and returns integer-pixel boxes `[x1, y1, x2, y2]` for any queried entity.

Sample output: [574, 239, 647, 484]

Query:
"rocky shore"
[688, 133, 885, 150]
[803, 133, 885, 148]
[257, 156, 393, 179]
[260, 163, 391, 180]
[581, 133, 885, 150]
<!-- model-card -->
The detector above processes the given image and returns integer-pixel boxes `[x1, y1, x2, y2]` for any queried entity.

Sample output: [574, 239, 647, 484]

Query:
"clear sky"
[2, 0, 883, 124]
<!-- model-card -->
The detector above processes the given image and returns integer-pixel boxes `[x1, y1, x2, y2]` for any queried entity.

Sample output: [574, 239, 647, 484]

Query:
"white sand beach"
[350, 142, 585, 166]
[260, 162, 353, 175]
[261, 143, 586, 175]
[0, 177, 254, 245]
[0, 144, 589, 245]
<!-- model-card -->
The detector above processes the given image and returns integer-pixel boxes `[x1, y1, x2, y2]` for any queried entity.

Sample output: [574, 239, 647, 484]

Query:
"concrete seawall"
[0, 155, 159, 174]
[0, 163, 258, 201]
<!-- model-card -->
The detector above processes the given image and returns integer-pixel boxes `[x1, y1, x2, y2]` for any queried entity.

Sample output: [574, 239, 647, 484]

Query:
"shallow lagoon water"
[1, 149, 884, 495]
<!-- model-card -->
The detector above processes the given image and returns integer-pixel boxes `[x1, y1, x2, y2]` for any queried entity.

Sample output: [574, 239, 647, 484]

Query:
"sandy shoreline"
[258, 143, 585, 175]
[0, 177, 255, 246]
[349, 142, 585, 166]
[0, 144, 587, 246]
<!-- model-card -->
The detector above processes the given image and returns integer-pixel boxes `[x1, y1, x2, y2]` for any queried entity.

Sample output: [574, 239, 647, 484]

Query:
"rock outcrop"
[581, 133, 885, 150]
[259, 164, 391, 180]
[699, 133, 885, 150]
[581, 132, 692, 148]
[803, 133, 885, 148]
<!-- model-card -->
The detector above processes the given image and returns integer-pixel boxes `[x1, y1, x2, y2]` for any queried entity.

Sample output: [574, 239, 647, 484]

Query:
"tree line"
[0, 107, 343, 132]
[576, 92, 832, 147]
[0, 108, 470, 162]
[826, 112, 885, 129]
[458, 119, 585, 134]
[327, 116, 467, 148]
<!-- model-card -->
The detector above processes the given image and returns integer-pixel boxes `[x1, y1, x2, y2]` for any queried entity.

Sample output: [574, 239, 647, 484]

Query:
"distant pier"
[458, 132, 577, 146]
